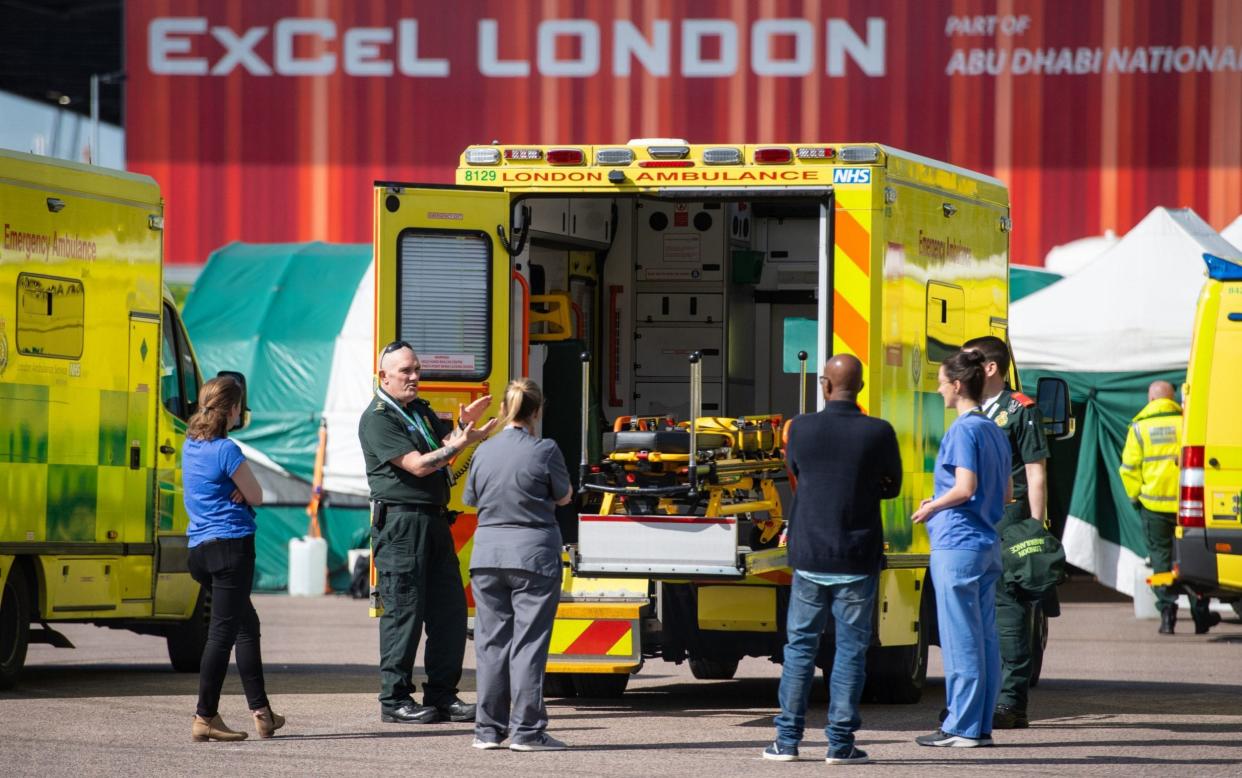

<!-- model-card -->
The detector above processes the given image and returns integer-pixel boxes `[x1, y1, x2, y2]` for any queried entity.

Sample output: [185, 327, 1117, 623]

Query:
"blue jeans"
[775, 573, 877, 752]
[931, 545, 1003, 738]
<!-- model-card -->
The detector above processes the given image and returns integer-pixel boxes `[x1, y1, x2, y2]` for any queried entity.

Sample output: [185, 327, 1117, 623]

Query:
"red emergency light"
[638, 160, 694, 168]
[547, 148, 585, 165]
[754, 147, 793, 164]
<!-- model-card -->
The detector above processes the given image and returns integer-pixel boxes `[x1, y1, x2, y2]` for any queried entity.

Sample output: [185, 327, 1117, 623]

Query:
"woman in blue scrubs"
[912, 350, 1012, 747]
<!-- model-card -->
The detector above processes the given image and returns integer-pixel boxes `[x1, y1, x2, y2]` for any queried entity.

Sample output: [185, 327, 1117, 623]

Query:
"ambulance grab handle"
[688, 351, 702, 498]
[797, 351, 808, 416]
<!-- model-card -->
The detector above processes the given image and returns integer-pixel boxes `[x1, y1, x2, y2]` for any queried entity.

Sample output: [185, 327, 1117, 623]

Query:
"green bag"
[1001, 518, 1067, 600]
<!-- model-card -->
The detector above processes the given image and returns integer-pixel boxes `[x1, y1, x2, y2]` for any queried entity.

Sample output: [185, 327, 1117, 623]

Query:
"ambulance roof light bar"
[647, 145, 690, 159]
[504, 148, 542, 160]
[546, 148, 585, 165]
[465, 148, 501, 165]
[596, 148, 635, 165]
[754, 147, 793, 164]
[703, 147, 742, 165]
[839, 146, 880, 163]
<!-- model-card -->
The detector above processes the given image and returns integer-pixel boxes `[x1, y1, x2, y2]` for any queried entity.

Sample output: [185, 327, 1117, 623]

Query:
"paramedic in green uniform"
[963, 336, 1050, 731]
[359, 341, 495, 724]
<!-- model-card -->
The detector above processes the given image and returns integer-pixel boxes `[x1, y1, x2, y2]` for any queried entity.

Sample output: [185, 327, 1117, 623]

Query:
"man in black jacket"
[763, 354, 902, 766]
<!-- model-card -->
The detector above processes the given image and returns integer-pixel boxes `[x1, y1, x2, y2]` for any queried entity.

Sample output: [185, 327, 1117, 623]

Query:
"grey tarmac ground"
[2, 580, 1241, 777]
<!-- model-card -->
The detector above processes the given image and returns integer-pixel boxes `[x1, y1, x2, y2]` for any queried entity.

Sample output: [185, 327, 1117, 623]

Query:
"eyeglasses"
[381, 340, 414, 355]
[818, 376, 830, 384]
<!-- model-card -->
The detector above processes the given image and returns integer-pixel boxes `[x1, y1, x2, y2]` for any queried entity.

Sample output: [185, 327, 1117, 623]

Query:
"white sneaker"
[472, 737, 503, 750]
[510, 734, 568, 751]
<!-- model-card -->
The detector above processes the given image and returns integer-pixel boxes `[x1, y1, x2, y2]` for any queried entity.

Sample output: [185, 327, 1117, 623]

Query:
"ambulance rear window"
[16, 272, 84, 359]
[396, 230, 490, 381]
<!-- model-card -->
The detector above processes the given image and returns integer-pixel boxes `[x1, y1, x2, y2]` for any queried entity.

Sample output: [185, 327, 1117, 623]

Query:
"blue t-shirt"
[183, 437, 256, 547]
[926, 411, 1012, 551]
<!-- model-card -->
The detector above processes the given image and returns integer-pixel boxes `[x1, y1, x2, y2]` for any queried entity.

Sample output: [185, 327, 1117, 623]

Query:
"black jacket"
[785, 401, 903, 575]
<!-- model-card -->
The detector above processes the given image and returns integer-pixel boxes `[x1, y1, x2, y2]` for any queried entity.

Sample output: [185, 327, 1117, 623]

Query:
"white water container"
[288, 536, 328, 597]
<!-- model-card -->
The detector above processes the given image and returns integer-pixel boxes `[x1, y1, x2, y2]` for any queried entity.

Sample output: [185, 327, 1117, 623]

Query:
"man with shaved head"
[764, 353, 902, 765]
[360, 341, 495, 725]
[1120, 380, 1218, 634]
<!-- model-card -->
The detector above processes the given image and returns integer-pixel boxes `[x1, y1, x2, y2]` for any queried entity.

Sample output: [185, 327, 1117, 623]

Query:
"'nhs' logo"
[832, 167, 871, 184]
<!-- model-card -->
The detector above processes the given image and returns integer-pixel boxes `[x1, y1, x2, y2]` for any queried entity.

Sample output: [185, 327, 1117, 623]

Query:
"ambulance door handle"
[160, 444, 175, 455]
[562, 212, 567, 232]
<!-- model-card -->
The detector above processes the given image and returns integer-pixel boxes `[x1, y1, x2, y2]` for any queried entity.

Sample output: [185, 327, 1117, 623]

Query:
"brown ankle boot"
[252, 706, 286, 739]
[192, 714, 248, 742]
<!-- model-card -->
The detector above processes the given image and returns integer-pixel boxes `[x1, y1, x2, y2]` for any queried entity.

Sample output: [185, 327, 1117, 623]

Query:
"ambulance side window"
[925, 282, 965, 363]
[159, 313, 185, 419]
[159, 303, 199, 420]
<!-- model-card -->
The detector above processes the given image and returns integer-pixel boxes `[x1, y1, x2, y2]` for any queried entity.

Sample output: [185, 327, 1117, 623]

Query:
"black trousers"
[373, 508, 467, 709]
[187, 535, 270, 717]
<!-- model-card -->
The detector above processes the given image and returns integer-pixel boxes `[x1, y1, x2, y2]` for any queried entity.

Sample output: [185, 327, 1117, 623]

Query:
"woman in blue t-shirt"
[911, 349, 1012, 748]
[183, 376, 284, 742]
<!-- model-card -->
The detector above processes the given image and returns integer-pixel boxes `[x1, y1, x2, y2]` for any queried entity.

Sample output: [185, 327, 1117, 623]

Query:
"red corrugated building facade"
[125, 0, 1242, 265]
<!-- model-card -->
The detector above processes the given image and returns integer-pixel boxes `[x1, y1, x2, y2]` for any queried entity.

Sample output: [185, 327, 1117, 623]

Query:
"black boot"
[1193, 601, 1222, 635]
[1158, 604, 1177, 635]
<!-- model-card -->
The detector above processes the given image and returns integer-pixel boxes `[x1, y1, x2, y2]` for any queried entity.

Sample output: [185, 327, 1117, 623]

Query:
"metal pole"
[90, 74, 99, 165]
[688, 351, 701, 497]
[579, 351, 591, 485]
[797, 350, 808, 416]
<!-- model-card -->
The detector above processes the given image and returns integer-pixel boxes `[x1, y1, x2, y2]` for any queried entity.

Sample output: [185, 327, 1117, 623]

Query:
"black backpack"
[348, 554, 371, 600]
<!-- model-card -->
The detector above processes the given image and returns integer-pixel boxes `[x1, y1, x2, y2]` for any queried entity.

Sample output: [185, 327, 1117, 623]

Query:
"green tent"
[1010, 208, 1242, 596]
[1010, 265, 1063, 302]
[183, 242, 375, 591]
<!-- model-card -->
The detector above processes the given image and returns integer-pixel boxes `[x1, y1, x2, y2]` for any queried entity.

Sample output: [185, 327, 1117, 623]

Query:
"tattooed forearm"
[426, 445, 455, 467]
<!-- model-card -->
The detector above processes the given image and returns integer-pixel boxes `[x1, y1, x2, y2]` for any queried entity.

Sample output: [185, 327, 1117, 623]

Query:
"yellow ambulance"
[1174, 252, 1242, 614]
[373, 141, 1070, 700]
[0, 150, 243, 687]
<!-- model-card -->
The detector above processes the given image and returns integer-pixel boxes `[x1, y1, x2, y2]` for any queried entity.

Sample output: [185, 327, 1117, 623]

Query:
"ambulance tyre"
[690, 658, 739, 680]
[862, 597, 930, 705]
[0, 566, 32, 690]
[1232, 601, 1242, 621]
[166, 588, 210, 673]
[572, 672, 629, 699]
[543, 672, 578, 698]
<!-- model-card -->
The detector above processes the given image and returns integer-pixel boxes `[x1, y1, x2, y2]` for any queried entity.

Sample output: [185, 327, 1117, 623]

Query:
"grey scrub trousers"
[462, 426, 571, 746]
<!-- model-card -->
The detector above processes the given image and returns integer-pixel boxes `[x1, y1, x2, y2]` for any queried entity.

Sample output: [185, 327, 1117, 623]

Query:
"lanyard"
[376, 389, 455, 485]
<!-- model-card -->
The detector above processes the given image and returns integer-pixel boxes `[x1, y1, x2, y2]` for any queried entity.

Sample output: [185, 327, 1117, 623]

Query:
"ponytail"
[186, 375, 242, 441]
[494, 379, 544, 430]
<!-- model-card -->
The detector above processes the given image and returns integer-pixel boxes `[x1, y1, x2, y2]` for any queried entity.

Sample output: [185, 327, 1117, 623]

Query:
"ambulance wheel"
[166, 588, 210, 673]
[690, 658, 739, 680]
[543, 672, 578, 698]
[1232, 601, 1242, 621]
[1029, 606, 1049, 688]
[862, 608, 929, 704]
[0, 566, 32, 690]
[572, 672, 629, 699]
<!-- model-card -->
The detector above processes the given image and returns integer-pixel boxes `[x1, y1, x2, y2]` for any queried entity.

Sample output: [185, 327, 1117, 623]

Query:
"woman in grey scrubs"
[462, 379, 573, 752]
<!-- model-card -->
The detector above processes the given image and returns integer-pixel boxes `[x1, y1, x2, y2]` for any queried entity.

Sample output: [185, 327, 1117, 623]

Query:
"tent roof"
[1223, 214, 1242, 251]
[1042, 230, 1117, 275]
[1011, 207, 1242, 372]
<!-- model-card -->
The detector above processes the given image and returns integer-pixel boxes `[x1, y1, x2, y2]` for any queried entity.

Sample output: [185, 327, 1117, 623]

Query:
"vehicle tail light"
[504, 148, 542, 161]
[465, 148, 501, 165]
[547, 148, 584, 165]
[1178, 445, 1205, 527]
[638, 160, 694, 168]
[754, 147, 793, 164]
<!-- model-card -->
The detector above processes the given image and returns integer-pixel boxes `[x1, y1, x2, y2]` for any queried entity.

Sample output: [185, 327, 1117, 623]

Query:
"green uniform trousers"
[373, 507, 467, 710]
[1142, 506, 1211, 623]
[995, 500, 1036, 712]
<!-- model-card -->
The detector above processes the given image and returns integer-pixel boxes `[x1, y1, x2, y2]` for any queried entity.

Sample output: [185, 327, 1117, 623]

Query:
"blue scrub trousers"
[931, 545, 1003, 738]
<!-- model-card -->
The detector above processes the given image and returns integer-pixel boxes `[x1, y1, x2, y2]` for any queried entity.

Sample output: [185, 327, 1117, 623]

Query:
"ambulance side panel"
[1179, 274, 1242, 595]
[0, 151, 166, 621]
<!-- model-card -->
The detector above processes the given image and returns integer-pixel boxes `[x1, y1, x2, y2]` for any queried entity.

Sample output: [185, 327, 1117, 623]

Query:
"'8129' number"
[463, 169, 497, 182]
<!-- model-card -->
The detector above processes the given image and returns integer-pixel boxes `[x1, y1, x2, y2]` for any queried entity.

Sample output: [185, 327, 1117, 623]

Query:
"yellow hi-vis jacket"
[1119, 397, 1183, 513]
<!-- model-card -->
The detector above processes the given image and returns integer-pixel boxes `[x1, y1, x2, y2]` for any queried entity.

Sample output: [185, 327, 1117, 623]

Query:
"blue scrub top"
[183, 437, 256, 548]
[926, 411, 1012, 551]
